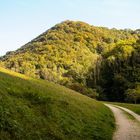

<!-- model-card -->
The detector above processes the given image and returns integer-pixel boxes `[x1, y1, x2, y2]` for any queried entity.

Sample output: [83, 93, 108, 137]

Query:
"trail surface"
[105, 104, 140, 140]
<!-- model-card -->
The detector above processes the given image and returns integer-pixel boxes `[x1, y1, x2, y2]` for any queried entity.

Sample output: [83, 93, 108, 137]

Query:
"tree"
[125, 88, 140, 104]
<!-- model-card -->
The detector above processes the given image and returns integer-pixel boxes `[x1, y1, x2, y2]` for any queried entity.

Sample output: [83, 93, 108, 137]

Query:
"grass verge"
[105, 102, 140, 115]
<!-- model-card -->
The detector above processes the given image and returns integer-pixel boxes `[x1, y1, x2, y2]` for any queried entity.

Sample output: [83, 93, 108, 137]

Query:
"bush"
[68, 83, 98, 99]
[125, 88, 140, 104]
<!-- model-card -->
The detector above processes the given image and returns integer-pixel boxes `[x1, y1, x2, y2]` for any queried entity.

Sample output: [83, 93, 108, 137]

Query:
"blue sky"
[0, 0, 140, 56]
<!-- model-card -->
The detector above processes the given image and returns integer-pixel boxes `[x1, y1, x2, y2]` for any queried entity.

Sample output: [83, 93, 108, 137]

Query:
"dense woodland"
[1, 21, 140, 103]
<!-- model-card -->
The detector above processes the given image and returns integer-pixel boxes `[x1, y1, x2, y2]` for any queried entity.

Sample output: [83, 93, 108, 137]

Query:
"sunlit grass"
[0, 67, 115, 140]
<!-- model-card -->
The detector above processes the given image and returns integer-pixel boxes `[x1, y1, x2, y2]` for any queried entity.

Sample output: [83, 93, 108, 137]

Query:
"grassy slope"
[0, 67, 115, 140]
[108, 102, 140, 115]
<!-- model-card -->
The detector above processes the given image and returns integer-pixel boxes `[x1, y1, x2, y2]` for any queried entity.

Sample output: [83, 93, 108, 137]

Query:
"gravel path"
[105, 104, 140, 140]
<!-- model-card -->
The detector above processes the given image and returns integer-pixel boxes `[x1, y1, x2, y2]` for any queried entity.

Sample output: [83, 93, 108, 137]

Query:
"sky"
[0, 0, 140, 56]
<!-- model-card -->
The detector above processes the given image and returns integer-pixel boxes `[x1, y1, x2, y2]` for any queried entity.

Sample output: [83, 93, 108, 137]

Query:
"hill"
[1, 20, 140, 102]
[0, 67, 115, 140]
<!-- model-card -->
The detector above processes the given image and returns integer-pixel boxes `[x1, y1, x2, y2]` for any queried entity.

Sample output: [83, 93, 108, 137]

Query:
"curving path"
[105, 104, 140, 140]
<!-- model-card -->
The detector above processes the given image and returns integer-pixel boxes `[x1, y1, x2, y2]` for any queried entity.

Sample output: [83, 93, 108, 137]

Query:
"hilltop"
[1, 20, 140, 102]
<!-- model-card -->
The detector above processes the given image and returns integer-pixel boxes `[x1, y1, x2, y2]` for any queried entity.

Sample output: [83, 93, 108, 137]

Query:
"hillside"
[0, 67, 115, 140]
[1, 20, 140, 102]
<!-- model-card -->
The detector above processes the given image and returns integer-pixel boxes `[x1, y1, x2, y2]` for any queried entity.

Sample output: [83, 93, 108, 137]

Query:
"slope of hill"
[1, 20, 140, 102]
[0, 67, 115, 140]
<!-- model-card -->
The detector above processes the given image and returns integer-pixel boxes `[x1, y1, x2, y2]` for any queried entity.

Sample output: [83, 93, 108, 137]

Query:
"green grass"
[114, 106, 136, 120]
[0, 67, 115, 140]
[107, 102, 140, 115]
[124, 111, 136, 120]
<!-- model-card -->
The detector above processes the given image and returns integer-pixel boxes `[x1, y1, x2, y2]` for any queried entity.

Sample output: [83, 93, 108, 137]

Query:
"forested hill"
[1, 20, 140, 102]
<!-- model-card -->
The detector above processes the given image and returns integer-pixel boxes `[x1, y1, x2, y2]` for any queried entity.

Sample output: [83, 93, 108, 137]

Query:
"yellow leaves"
[122, 45, 134, 57]
[107, 55, 116, 62]
[117, 39, 136, 46]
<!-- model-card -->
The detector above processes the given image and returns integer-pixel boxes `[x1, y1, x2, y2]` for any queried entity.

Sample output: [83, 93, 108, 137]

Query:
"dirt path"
[105, 104, 140, 140]
[113, 105, 140, 121]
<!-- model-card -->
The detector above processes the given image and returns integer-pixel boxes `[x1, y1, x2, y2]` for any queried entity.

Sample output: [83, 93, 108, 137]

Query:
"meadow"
[0, 67, 115, 140]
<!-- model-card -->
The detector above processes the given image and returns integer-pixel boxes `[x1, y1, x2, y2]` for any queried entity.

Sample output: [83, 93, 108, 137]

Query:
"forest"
[1, 21, 140, 103]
